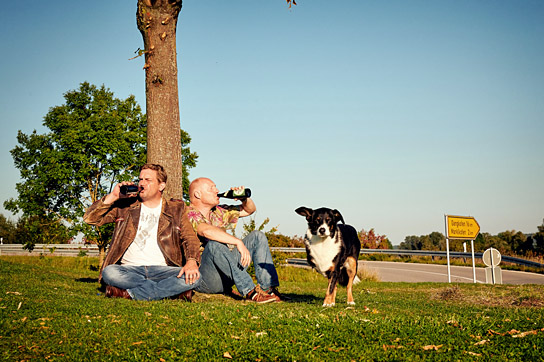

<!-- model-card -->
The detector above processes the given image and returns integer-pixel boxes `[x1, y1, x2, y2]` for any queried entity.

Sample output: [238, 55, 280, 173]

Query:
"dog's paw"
[322, 302, 335, 307]
[347, 301, 356, 305]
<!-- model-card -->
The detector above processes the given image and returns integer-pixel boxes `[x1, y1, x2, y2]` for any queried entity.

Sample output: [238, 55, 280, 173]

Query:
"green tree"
[0, 214, 17, 244]
[428, 232, 446, 250]
[497, 230, 532, 256]
[399, 235, 419, 250]
[4, 82, 198, 265]
[475, 232, 509, 254]
[14, 215, 71, 250]
[534, 219, 544, 255]
[399, 232, 445, 251]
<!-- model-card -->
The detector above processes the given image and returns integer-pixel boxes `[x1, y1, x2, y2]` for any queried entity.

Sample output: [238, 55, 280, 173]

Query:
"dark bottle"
[120, 185, 139, 195]
[217, 188, 251, 199]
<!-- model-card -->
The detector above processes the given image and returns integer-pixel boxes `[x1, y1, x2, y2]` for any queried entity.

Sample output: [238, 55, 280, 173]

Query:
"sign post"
[483, 247, 502, 284]
[445, 215, 480, 283]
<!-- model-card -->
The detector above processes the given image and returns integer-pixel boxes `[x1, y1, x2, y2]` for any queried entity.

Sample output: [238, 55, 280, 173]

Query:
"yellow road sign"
[446, 215, 480, 240]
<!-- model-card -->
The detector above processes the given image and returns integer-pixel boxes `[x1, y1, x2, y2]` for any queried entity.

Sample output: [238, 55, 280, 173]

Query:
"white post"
[446, 238, 451, 283]
[490, 247, 495, 284]
[445, 215, 451, 283]
[471, 239, 476, 283]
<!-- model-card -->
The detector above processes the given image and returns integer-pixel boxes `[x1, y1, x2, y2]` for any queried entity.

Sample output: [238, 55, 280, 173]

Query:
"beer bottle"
[217, 188, 251, 199]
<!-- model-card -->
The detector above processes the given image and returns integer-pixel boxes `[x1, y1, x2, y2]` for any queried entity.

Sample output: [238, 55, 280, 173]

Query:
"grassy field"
[1, 256, 543, 361]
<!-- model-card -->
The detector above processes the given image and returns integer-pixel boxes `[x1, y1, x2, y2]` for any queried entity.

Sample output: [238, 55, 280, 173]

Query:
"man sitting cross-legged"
[187, 177, 288, 303]
[84, 164, 201, 301]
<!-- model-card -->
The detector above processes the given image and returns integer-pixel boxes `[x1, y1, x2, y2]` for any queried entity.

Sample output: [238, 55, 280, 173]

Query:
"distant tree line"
[0, 214, 71, 246]
[399, 219, 544, 257]
[240, 218, 392, 249]
[4, 207, 541, 259]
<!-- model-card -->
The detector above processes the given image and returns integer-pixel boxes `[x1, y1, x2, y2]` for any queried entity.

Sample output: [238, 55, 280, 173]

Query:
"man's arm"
[176, 208, 203, 283]
[239, 197, 256, 218]
[179, 210, 202, 266]
[83, 198, 118, 226]
[83, 181, 137, 226]
[197, 223, 251, 267]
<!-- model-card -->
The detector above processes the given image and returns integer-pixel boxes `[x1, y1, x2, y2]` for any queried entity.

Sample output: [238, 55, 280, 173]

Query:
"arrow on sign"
[446, 215, 480, 240]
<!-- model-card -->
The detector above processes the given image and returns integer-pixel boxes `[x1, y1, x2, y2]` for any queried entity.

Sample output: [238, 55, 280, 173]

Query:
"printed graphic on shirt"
[133, 204, 161, 250]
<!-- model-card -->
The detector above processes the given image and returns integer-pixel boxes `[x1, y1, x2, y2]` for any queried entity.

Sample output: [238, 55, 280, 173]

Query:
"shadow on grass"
[284, 293, 322, 304]
[76, 277, 99, 284]
[193, 291, 322, 304]
[221, 292, 322, 304]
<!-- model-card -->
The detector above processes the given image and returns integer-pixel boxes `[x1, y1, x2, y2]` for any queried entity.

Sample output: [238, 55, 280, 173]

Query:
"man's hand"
[177, 259, 200, 284]
[231, 186, 247, 201]
[236, 241, 252, 268]
[104, 181, 138, 204]
[231, 186, 256, 217]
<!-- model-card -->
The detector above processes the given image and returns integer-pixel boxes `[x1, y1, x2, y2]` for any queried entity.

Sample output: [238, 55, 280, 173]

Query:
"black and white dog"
[295, 207, 361, 307]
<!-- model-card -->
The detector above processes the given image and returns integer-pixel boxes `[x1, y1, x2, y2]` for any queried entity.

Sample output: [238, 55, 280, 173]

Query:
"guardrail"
[270, 247, 544, 269]
[0, 244, 100, 257]
[1, 244, 542, 269]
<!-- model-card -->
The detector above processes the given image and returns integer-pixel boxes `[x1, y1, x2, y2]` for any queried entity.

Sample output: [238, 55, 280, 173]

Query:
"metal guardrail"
[0, 244, 100, 257]
[270, 247, 544, 269]
[1, 244, 542, 269]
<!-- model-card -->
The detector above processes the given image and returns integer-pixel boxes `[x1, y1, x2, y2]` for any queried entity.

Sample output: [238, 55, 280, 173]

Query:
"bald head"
[189, 178, 218, 206]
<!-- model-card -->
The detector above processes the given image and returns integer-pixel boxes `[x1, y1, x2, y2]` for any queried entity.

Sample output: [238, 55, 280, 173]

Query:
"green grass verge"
[1, 256, 543, 361]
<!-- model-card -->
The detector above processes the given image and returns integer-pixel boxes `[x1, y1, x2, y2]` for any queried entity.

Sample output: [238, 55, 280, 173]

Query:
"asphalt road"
[361, 260, 544, 285]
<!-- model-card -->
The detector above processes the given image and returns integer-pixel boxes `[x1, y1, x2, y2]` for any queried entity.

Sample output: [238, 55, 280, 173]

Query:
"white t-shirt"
[121, 200, 167, 266]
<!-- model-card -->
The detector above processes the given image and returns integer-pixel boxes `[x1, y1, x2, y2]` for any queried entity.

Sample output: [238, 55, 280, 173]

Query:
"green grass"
[1, 256, 543, 361]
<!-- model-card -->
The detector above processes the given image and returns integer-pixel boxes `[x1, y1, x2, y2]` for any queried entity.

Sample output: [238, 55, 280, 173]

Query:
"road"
[361, 260, 544, 285]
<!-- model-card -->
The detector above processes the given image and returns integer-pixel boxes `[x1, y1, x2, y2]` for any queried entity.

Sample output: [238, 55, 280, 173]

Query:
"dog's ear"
[295, 207, 313, 220]
[332, 209, 345, 224]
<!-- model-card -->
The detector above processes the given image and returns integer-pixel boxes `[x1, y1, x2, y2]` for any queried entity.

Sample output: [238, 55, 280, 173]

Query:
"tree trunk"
[137, 0, 184, 200]
[98, 246, 106, 269]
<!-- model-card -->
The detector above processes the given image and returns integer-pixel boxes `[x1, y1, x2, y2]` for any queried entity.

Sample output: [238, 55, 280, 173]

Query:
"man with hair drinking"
[84, 164, 201, 301]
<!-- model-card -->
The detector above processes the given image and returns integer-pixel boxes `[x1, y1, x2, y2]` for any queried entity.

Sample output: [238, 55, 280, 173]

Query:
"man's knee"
[102, 264, 119, 284]
[248, 230, 266, 239]
[246, 230, 269, 247]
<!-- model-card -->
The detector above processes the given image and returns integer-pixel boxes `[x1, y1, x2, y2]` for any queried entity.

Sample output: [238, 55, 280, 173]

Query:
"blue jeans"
[102, 265, 200, 301]
[195, 231, 279, 296]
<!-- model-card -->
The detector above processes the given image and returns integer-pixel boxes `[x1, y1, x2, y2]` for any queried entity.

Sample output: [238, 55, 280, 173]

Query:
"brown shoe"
[246, 286, 276, 304]
[171, 290, 194, 302]
[105, 285, 132, 299]
[266, 287, 291, 302]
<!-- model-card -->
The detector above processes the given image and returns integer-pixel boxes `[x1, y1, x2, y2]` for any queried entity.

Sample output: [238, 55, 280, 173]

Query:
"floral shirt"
[186, 204, 241, 245]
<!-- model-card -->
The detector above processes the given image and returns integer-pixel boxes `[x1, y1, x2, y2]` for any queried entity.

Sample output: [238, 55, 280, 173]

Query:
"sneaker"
[266, 287, 291, 302]
[246, 286, 276, 304]
[105, 285, 132, 300]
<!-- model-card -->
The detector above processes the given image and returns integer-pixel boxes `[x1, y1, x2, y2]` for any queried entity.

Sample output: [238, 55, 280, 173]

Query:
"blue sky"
[1, 0, 543, 245]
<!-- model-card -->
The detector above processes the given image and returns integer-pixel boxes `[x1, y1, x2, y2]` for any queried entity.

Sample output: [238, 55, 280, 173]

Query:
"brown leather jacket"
[84, 197, 201, 280]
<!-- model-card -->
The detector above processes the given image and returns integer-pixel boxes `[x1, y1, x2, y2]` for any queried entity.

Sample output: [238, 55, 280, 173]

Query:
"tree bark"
[137, 0, 184, 200]
[98, 247, 106, 269]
